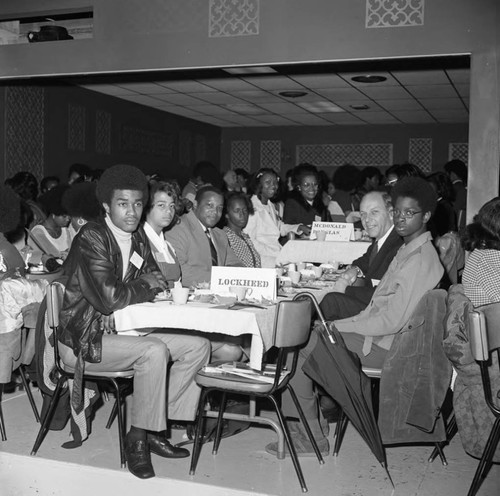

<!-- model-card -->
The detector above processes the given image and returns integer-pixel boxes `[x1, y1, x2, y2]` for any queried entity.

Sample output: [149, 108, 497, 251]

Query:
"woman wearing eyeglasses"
[283, 163, 331, 228]
[143, 180, 182, 285]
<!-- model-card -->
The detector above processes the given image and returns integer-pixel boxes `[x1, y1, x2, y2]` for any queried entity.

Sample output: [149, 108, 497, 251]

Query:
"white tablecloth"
[114, 289, 332, 370]
[276, 240, 370, 266]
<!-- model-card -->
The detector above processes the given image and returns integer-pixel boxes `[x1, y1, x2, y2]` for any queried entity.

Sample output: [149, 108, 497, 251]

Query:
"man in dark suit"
[320, 190, 403, 321]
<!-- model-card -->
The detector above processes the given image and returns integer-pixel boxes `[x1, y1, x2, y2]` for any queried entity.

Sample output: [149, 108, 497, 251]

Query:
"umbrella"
[296, 292, 392, 486]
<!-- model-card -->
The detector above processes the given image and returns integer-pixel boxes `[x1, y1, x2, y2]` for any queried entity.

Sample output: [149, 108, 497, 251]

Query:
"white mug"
[288, 271, 301, 285]
[229, 286, 252, 301]
[172, 287, 190, 305]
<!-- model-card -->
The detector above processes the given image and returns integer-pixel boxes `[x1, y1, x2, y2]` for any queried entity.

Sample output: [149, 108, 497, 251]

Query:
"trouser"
[59, 331, 210, 431]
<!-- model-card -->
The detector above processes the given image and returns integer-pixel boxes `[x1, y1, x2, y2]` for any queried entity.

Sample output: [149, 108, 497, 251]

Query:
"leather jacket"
[59, 221, 157, 363]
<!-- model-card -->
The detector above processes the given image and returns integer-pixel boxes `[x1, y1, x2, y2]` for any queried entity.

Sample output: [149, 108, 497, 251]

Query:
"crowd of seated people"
[2, 155, 486, 476]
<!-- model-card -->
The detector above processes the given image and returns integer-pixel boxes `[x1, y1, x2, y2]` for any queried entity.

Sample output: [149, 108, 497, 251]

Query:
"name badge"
[130, 251, 144, 269]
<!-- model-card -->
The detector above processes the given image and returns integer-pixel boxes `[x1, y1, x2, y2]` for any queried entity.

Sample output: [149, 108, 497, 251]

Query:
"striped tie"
[205, 228, 218, 267]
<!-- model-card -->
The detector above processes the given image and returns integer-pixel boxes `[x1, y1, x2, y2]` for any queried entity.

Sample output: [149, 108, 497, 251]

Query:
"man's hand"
[99, 313, 116, 334]
[298, 224, 311, 237]
[141, 271, 168, 291]
[340, 267, 359, 285]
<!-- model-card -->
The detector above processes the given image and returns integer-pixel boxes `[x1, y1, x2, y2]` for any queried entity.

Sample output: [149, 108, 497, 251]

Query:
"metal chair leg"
[268, 395, 308, 493]
[212, 391, 227, 455]
[31, 377, 66, 455]
[0, 384, 6, 441]
[428, 412, 457, 464]
[19, 365, 40, 423]
[106, 398, 119, 430]
[109, 379, 126, 468]
[189, 388, 210, 476]
[288, 385, 324, 464]
[467, 417, 500, 496]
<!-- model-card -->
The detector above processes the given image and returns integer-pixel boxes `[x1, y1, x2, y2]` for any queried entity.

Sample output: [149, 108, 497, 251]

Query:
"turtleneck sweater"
[105, 215, 132, 279]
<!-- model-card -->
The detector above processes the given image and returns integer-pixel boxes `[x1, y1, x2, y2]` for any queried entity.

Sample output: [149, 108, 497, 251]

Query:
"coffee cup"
[172, 287, 190, 305]
[328, 261, 340, 271]
[288, 271, 301, 285]
[229, 286, 252, 301]
[297, 262, 306, 272]
[287, 263, 296, 273]
[316, 231, 326, 242]
[275, 267, 284, 277]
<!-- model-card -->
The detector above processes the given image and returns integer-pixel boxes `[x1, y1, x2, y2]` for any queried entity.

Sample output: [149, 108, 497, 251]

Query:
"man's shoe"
[265, 433, 329, 458]
[147, 432, 190, 458]
[125, 438, 155, 479]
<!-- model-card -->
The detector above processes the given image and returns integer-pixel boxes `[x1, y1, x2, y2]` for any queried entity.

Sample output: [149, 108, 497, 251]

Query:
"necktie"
[368, 241, 378, 267]
[205, 228, 218, 267]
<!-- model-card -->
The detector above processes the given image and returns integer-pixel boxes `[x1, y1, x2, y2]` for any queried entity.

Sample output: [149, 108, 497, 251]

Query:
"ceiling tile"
[156, 106, 204, 117]
[286, 114, 332, 125]
[289, 73, 352, 89]
[232, 90, 283, 103]
[198, 78, 258, 91]
[242, 75, 305, 91]
[81, 84, 137, 96]
[418, 98, 467, 110]
[257, 102, 307, 113]
[156, 80, 217, 92]
[317, 113, 366, 125]
[187, 92, 246, 105]
[429, 109, 469, 121]
[357, 112, 401, 124]
[455, 83, 470, 98]
[406, 84, 458, 98]
[378, 99, 423, 111]
[151, 93, 206, 105]
[391, 69, 449, 85]
[189, 104, 241, 116]
[253, 115, 300, 125]
[390, 111, 436, 124]
[358, 85, 410, 100]
[337, 100, 383, 112]
[115, 82, 167, 94]
[446, 68, 470, 84]
[314, 87, 367, 101]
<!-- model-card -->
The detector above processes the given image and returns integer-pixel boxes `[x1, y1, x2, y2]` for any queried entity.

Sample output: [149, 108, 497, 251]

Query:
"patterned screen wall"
[4, 86, 45, 179]
[448, 143, 469, 163]
[260, 140, 281, 172]
[95, 110, 111, 155]
[209, 0, 259, 37]
[366, 0, 425, 28]
[296, 143, 393, 168]
[120, 125, 174, 157]
[230, 140, 251, 171]
[68, 104, 87, 152]
[409, 138, 432, 172]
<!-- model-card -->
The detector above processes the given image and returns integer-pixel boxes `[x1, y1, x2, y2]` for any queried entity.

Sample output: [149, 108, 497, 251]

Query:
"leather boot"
[147, 432, 190, 458]
[125, 434, 155, 479]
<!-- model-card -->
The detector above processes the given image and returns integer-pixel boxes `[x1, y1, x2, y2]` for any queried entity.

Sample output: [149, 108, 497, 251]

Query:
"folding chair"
[467, 302, 500, 496]
[189, 296, 324, 493]
[31, 282, 134, 467]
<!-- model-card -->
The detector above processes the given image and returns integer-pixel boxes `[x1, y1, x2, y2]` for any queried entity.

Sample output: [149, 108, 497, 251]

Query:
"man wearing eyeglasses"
[268, 177, 444, 457]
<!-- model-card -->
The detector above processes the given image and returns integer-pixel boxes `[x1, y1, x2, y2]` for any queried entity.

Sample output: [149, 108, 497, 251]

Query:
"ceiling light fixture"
[278, 90, 308, 98]
[297, 101, 345, 113]
[350, 104, 370, 110]
[351, 75, 387, 83]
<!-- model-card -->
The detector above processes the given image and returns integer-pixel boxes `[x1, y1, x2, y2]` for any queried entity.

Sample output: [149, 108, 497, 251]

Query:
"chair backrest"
[46, 282, 64, 330]
[469, 302, 500, 361]
[273, 299, 312, 349]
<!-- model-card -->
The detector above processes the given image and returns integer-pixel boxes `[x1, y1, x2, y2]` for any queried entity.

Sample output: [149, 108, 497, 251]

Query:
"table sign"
[310, 221, 354, 242]
[211, 267, 277, 301]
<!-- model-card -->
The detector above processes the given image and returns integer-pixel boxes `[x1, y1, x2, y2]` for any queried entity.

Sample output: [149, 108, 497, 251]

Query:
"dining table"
[276, 239, 370, 266]
[114, 287, 334, 370]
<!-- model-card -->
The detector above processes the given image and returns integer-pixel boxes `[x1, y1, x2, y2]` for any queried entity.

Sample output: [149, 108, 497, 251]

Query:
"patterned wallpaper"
[366, 0, 425, 28]
[120, 125, 174, 157]
[448, 143, 468, 163]
[409, 138, 432, 172]
[95, 110, 111, 155]
[68, 104, 86, 152]
[260, 140, 281, 172]
[296, 143, 393, 168]
[230, 140, 251, 171]
[209, 0, 259, 37]
[4, 86, 45, 179]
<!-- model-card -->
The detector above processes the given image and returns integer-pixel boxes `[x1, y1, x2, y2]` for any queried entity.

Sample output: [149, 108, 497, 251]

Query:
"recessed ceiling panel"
[115, 82, 167, 94]
[378, 99, 423, 111]
[151, 93, 206, 105]
[242, 75, 305, 91]
[314, 87, 367, 101]
[198, 78, 258, 91]
[418, 98, 466, 110]
[289, 73, 352, 89]
[391, 110, 436, 124]
[406, 84, 458, 99]
[358, 86, 410, 100]
[391, 69, 449, 85]
[156, 80, 216, 93]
